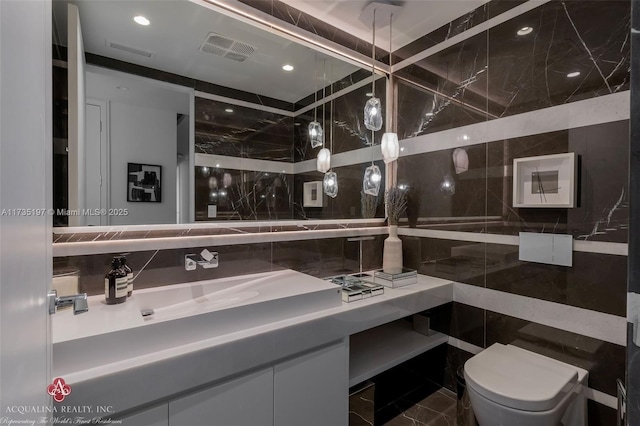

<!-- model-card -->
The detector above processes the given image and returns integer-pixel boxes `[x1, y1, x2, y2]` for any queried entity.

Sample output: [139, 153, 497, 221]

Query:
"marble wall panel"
[195, 167, 294, 221]
[487, 0, 630, 118]
[195, 97, 294, 161]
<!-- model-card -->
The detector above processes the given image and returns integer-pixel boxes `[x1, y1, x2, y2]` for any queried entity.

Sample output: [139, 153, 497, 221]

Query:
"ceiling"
[52, 0, 361, 104]
[279, 0, 490, 52]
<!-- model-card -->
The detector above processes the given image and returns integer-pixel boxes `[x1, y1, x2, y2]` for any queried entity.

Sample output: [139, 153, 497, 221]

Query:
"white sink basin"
[53, 270, 342, 376]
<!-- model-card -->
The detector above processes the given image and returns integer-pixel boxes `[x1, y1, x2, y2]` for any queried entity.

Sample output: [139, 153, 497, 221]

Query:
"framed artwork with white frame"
[512, 153, 576, 208]
[303, 181, 323, 207]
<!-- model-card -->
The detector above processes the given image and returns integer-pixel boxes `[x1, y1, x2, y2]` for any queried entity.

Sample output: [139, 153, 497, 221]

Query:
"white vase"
[383, 225, 403, 274]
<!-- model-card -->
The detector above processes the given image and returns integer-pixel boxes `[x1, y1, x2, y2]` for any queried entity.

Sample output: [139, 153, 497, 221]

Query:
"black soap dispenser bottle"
[119, 255, 134, 297]
[105, 257, 127, 305]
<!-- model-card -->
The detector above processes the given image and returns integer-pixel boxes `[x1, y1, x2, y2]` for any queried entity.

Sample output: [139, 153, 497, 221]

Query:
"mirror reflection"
[52, 0, 386, 227]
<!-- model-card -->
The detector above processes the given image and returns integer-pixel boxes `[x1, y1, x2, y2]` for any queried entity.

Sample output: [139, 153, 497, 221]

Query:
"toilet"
[464, 343, 588, 426]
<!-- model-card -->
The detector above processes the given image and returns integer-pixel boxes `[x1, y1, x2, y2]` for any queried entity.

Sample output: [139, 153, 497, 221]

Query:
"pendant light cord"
[389, 13, 393, 133]
[314, 53, 318, 122]
[322, 59, 326, 148]
[370, 9, 376, 166]
[330, 63, 334, 168]
[371, 9, 376, 97]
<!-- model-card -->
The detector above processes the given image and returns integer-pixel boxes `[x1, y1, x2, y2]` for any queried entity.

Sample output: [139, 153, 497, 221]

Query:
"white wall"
[109, 102, 177, 225]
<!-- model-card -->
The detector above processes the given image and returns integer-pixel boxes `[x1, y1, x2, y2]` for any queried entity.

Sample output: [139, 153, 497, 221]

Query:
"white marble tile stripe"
[397, 228, 628, 256]
[393, 0, 553, 72]
[586, 388, 618, 410]
[453, 282, 626, 346]
[399, 91, 629, 158]
[447, 336, 617, 408]
[52, 226, 388, 257]
[294, 146, 384, 174]
[195, 153, 296, 174]
[447, 336, 482, 354]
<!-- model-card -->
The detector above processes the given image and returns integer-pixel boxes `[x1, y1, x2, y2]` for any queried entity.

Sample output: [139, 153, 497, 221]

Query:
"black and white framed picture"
[127, 163, 162, 202]
[513, 153, 576, 208]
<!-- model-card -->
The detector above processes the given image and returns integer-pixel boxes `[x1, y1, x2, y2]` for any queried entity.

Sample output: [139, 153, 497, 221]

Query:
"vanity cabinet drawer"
[274, 339, 348, 426]
[168, 367, 274, 426]
[119, 404, 168, 426]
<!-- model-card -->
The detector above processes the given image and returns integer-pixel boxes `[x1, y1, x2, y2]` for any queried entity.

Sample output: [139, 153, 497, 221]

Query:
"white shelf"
[349, 320, 448, 387]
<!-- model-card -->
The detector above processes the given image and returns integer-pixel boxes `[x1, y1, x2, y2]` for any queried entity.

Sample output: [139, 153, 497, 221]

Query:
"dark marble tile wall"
[396, 31, 489, 140]
[392, 1, 526, 63]
[402, 235, 626, 317]
[397, 143, 487, 227]
[486, 0, 630, 118]
[195, 97, 294, 162]
[486, 120, 630, 242]
[272, 235, 383, 278]
[401, 236, 486, 287]
[294, 80, 387, 162]
[53, 235, 384, 296]
[293, 161, 386, 220]
[396, 119, 630, 240]
[484, 244, 627, 317]
[396, 1, 630, 137]
[194, 167, 294, 221]
[422, 302, 623, 425]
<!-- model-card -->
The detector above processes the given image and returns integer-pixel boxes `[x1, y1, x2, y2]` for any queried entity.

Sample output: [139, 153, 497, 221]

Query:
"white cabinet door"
[120, 404, 168, 426]
[274, 339, 348, 426]
[169, 367, 273, 426]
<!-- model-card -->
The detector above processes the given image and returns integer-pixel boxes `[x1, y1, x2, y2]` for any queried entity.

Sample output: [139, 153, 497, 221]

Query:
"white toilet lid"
[464, 343, 579, 412]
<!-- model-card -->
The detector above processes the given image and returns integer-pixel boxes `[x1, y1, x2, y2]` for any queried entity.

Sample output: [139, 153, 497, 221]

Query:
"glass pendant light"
[309, 55, 323, 148]
[362, 9, 382, 197]
[323, 171, 338, 198]
[364, 10, 382, 131]
[317, 148, 331, 172]
[381, 132, 399, 164]
[363, 161, 382, 196]
[381, 13, 399, 164]
[323, 72, 338, 197]
[317, 60, 331, 173]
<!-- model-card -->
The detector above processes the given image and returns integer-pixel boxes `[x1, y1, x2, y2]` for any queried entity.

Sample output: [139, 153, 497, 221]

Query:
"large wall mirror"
[52, 0, 388, 227]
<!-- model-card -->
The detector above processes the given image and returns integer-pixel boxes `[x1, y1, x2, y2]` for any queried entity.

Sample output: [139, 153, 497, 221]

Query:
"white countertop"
[56, 273, 453, 413]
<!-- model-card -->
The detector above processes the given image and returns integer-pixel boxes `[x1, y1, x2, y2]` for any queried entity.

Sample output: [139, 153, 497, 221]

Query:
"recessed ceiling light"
[517, 26, 533, 36]
[366, 92, 373, 97]
[566, 71, 581, 78]
[294, 122, 301, 126]
[133, 15, 150, 26]
[116, 86, 129, 91]
[282, 64, 294, 71]
[225, 108, 234, 113]
[215, 164, 220, 168]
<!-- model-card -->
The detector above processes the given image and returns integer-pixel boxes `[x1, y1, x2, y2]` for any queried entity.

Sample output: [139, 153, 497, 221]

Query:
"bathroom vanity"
[52, 270, 452, 426]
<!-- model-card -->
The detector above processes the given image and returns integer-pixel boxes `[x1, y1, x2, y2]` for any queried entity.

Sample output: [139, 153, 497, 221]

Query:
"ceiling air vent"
[107, 40, 153, 58]
[199, 32, 255, 63]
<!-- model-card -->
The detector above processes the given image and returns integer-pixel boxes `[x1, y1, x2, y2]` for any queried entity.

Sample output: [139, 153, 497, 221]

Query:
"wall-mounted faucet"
[347, 236, 375, 275]
[48, 289, 88, 315]
[185, 249, 219, 271]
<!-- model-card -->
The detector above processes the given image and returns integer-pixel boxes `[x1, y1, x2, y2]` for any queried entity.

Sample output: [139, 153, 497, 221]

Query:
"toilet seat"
[464, 344, 579, 412]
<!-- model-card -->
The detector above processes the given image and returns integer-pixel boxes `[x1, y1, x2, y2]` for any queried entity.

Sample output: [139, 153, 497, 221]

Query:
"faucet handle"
[48, 290, 89, 315]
